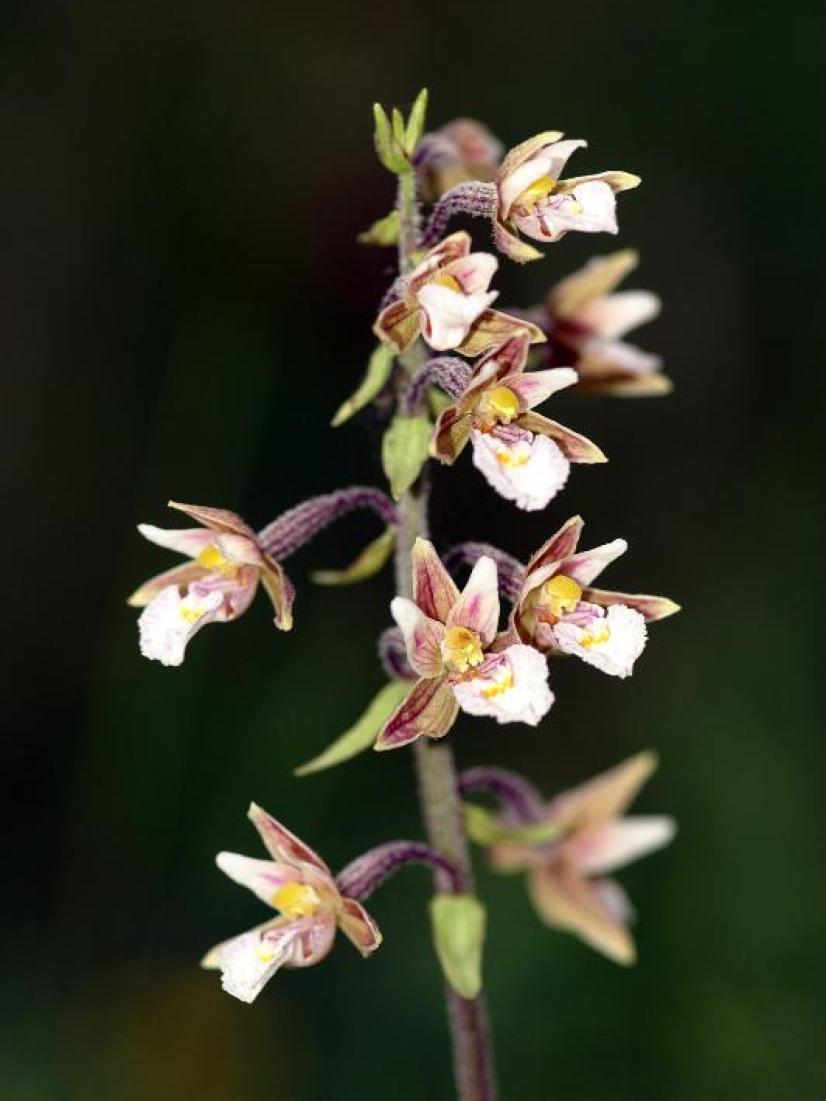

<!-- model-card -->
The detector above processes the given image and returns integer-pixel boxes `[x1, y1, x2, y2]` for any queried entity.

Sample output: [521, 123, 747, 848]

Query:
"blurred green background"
[3, 2, 824, 1098]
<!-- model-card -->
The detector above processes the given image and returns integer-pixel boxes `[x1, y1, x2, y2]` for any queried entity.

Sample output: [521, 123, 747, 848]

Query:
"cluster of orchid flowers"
[129, 98, 678, 1011]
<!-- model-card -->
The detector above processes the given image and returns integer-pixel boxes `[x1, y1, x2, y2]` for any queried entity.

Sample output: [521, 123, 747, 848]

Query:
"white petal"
[212, 922, 305, 1004]
[517, 180, 618, 242]
[452, 644, 553, 726]
[575, 817, 677, 876]
[576, 290, 661, 339]
[416, 285, 498, 351]
[137, 585, 223, 667]
[215, 851, 300, 908]
[470, 428, 569, 511]
[553, 604, 647, 678]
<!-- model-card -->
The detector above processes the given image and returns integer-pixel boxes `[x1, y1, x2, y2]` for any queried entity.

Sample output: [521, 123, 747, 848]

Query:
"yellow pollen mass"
[580, 626, 611, 649]
[431, 273, 463, 292]
[541, 574, 583, 618]
[481, 671, 514, 699]
[487, 385, 520, 424]
[178, 603, 205, 624]
[496, 449, 530, 468]
[442, 625, 484, 673]
[196, 543, 237, 577]
[272, 881, 321, 919]
[517, 175, 556, 208]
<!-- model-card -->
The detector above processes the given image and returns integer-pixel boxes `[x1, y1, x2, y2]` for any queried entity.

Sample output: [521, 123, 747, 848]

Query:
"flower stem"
[394, 170, 499, 1101]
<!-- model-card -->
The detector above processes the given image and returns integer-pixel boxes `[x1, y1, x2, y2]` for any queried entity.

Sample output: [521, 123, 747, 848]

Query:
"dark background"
[3, 2, 824, 1099]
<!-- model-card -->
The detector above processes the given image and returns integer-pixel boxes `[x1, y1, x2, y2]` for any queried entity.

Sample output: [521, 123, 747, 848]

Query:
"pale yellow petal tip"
[620, 173, 642, 191]
[662, 599, 682, 617]
[126, 588, 147, 608]
[200, 947, 220, 970]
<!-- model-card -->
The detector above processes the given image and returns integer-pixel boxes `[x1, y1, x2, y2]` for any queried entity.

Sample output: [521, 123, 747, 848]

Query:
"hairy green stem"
[394, 168, 498, 1101]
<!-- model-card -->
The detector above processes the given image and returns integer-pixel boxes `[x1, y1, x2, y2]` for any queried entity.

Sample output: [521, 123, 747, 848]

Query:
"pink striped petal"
[215, 852, 301, 907]
[507, 368, 578, 411]
[390, 596, 446, 677]
[411, 538, 460, 623]
[168, 501, 256, 539]
[528, 860, 635, 964]
[442, 251, 498, 294]
[447, 556, 500, 645]
[562, 538, 627, 584]
[524, 515, 584, 576]
[374, 675, 458, 750]
[583, 586, 680, 621]
[338, 897, 383, 956]
[247, 803, 331, 874]
[548, 751, 658, 831]
[137, 524, 214, 558]
[518, 412, 607, 463]
[572, 817, 676, 876]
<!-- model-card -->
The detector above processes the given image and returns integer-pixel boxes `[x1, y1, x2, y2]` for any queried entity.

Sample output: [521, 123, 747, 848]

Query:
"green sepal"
[372, 103, 410, 174]
[331, 345, 395, 427]
[464, 803, 564, 847]
[430, 894, 486, 999]
[382, 413, 432, 499]
[404, 88, 428, 154]
[427, 385, 453, 417]
[294, 680, 410, 776]
[358, 209, 401, 247]
[311, 527, 395, 586]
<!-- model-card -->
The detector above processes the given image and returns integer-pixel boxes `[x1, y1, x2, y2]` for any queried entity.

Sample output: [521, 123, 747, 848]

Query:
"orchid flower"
[128, 501, 293, 667]
[488, 752, 675, 963]
[537, 250, 669, 396]
[494, 132, 640, 263]
[202, 804, 381, 1003]
[505, 516, 679, 677]
[430, 331, 605, 511]
[376, 538, 553, 750]
[415, 118, 503, 202]
[374, 231, 543, 357]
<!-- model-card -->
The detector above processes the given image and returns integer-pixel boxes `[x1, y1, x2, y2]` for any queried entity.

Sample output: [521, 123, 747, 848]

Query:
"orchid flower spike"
[494, 132, 640, 263]
[505, 516, 680, 678]
[374, 231, 544, 358]
[488, 752, 675, 964]
[129, 501, 293, 667]
[376, 538, 553, 750]
[431, 331, 606, 511]
[202, 804, 381, 1003]
[536, 250, 669, 397]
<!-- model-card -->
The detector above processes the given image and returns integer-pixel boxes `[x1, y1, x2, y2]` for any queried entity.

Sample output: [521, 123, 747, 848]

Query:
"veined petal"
[507, 368, 578, 411]
[375, 675, 459, 750]
[452, 645, 553, 726]
[554, 604, 647, 678]
[409, 232, 473, 292]
[390, 596, 446, 677]
[373, 297, 421, 354]
[411, 538, 460, 622]
[430, 403, 473, 464]
[290, 911, 338, 968]
[549, 750, 658, 831]
[576, 290, 661, 340]
[127, 560, 208, 607]
[493, 218, 544, 264]
[524, 515, 584, 577]
[212, 532, 263, 567]
[517, 412, 607, 464]
[442, 251, 498, 294]
[471, 427, 570, 511]
[215, 852, 301, 907]
[583, 586, 680, 621]
[563, 538, 627, 584]
[528, 860, 635, 965]
[247, 803, 332, 874]
[417, 285, 498, 352]
[573, 816, 676, 876]
[260, 555, 295, 630]
[549, 249, 640, 320]
[456, 309, 545, 358]
[136, 524, 214, 558]
[338, 897, 383, 956]
[137, 584, 224, 666]
[447, 556, 500, 645]
[168, 501, 256, 539]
